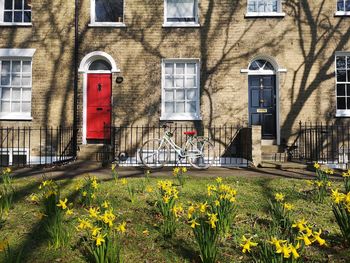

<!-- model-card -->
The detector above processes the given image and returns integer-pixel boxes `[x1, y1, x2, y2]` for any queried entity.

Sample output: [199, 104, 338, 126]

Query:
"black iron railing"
[290, 122, 350, 166]
[0, 127, 77, 167]
[103, 125, 252, 167]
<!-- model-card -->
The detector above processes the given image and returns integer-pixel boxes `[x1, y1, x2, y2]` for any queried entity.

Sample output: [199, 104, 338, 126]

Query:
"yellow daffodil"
[314, 162, 320, 169]
[88, 207, 100, 218]
[142, 229, 149, 236]
[216, 177, 223, 184]
[214, 200, 220, 207]
[77, 218, 92, 230]
[66, 208, 74, 216]
[292, 218, 308, 231]
[187, 205, 195, 219]
[173, 167, 180, 175]
[181, 167, 187, 173]
[343, 171, 350, 177]
[120, 178, 127, 185]
[111, 163, 116, 171]
[276, 243, 291, 258]
[269, 237, 286, 251]
[5, 167, 11, 173]
[207, 213, 218, 229]
[91, 180, 99, 189]
[82, 191, 87, 197]
[312, 229, 326, 246]
[316, 181, 323, 187]
[297, 233, 312, 246]
[30, 193, 39, 202]
[91, 193, 96, 199]
[283, 203, 294, 211]
[331, 189, 345, 204]
[102, 200, 110, 208]
[188, 218, 200, 228]
[57, 198, 68, 210]
[93, 233, 107, 246]
[240, 235, 258, 253]
[289, 243, 300, 259]
[116, 221, 127, 233]
[305, 180, 314, 186]
[91, 227, 102, 236]
[199, 202, 208, 213]
[275, 193, 285, 202]
[146, 186, 153, 193]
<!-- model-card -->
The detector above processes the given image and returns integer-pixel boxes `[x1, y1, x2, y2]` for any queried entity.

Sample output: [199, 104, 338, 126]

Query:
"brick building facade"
[0, 0, 349, 165]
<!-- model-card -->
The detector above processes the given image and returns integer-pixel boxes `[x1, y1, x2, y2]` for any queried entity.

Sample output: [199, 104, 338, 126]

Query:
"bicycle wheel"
[186, 138, 215, 169]
[139, 139, 170, 169]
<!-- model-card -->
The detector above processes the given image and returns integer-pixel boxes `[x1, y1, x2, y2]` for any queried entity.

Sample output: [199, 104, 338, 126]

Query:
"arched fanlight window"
[89, 60, 112, 71]
[249, 59, 275, 71]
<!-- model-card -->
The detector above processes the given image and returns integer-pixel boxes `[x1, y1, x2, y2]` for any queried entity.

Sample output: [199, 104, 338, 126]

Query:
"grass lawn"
[1, 169, 350, 262]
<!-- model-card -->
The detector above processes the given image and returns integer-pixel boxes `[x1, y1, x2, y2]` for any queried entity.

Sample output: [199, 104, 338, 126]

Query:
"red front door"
[87, 74, 112, 140]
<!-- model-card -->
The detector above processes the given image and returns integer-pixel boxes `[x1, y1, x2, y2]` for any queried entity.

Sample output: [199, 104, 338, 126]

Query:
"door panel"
[87, 74, 112, 140]
[248, 75, 277, 139]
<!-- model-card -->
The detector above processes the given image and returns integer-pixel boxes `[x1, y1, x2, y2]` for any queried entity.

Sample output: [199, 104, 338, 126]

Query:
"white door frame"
[78, 51, 120, 144]
[241, 56, 287, 145]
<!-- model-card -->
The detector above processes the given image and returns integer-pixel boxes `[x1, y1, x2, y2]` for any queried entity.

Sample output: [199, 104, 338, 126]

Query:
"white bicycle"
[139, 123, 215, 169]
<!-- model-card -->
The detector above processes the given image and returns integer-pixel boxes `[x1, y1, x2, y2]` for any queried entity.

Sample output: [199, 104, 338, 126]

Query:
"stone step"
[260, 161, 307, 169]
[262, 152, 288, 162]
[77, 144, 108, 162]
[261, 145, 285, 153]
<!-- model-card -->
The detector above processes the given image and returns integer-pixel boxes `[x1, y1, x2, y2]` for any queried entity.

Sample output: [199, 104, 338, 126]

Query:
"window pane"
[14, 11, 22, 22]
[1, 88, 11, 100]
[21, 75, 30, 86]
[186, 76, 196, 88]
[165, 77, 173, 88]
[23, 11, 31, 22]
[95, 0, 124, 22]
[346, 0, 350, 11]
[165, 102, 174, 113]
[165, 63, 174, 74]
[1, 75, 10, 86]
[187, 89, 196, 100]
[22, 88, 31, 100]
[12, 88, 21, 100]
[176, 90, 185, 100]
[4, 12, 13, 22]
[186, 101, 196, 113]
[1, 101, 10, 112]
[24, 0, 31, 9]
[175, 102, 185, 113]
[247, 0, 256, 12]
[175, 77, 184, 87]
[337, 56, 346, 69]
[165, 91, 173, 101]
[11, 74, 21, 85]
[187, 63, 196, 74]
[176, 63, 185, 74]
[22, 101, 31, 112]
[338, 0, 344, 11]
[347, 85, 350, 96]
[1, 61, 11, 74]
[14, 0, 22, 9]
[338, 97, 346, 109]
[11, 101, 20, 112]
[89, 60, 112, 70]
[337, 70, 347, 82]
[337, 84, 346, 96]
[12, 61, 21, 72]
[5, 0, 13, 10]
[167, 0, 195, 21]
[347, 98, 350, 110]
[22, 61, 31, 73]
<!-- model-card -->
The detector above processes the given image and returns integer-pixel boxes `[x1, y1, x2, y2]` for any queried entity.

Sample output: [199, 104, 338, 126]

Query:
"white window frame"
[89, 0, 126, 27]
[335, 0, 350, 16]
[163, 0, 200, 27]
[161, 59, 201, 121]
[335, 52, 350, 117]
[245, 0, 285, 18]
[0, 48, 35, 120]
[0, 0, 32, 26]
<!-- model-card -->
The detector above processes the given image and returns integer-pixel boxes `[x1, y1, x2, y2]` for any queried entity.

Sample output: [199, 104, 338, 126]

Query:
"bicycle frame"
[159, 132, 206, 159]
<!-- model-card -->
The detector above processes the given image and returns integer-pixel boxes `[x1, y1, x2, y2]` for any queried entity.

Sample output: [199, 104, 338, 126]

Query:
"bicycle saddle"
[184, 131, 196, 136]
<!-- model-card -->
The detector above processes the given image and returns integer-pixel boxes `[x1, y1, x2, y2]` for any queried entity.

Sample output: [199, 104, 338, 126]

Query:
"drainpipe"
[73, 0, 79, 157]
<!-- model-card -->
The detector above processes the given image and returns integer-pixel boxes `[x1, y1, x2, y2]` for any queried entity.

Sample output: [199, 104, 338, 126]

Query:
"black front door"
[249, 75, 276, 139]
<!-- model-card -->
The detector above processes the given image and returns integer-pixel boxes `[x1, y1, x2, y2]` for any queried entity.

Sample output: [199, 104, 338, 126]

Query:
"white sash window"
[0, 0, 31, 25]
